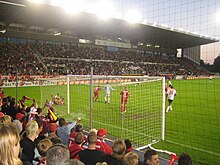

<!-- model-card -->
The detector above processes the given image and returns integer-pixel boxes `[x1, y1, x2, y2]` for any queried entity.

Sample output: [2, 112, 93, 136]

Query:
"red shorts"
[94, 92, 99, 96]
[121, 98, 128, 104]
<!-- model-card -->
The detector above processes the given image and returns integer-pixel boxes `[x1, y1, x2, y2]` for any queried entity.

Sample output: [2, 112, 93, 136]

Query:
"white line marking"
[166, 140, 220, 157]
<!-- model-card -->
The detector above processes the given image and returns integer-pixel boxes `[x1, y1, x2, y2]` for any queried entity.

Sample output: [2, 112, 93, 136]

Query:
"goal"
[39, 75, 166, 148]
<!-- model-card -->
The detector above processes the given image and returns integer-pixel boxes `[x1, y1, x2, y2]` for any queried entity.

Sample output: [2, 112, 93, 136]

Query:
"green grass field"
[3, 78, 220, 165]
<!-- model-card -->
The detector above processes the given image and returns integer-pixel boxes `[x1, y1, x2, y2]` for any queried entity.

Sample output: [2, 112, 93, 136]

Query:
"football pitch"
[3, 78, 220, 165]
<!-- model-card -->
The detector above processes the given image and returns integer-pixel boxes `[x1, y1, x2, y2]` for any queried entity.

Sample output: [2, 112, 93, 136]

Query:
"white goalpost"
[39, 74, 166, 148]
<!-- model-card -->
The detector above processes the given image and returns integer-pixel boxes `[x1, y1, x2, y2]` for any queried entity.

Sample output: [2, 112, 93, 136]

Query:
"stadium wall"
[0, 30, 78, 44]
[183, 46, 200, 64]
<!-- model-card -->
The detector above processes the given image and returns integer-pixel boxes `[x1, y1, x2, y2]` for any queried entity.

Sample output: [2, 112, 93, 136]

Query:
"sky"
[104, 0, 220, 64]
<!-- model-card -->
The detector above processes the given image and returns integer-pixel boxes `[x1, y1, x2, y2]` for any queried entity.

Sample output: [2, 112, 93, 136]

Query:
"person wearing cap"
[96, 128, 112, 155]
[13, 113, 24, 133]
[166, 85, 177, 113]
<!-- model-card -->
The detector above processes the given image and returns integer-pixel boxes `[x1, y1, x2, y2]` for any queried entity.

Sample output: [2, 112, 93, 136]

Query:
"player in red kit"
[93, 85, 102, 102]
[120, 87, 129, 114]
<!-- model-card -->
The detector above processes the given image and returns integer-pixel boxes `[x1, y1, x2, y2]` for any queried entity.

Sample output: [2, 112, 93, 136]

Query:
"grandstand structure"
[0, 0, 218, 79]
[1, 1, 220, 165]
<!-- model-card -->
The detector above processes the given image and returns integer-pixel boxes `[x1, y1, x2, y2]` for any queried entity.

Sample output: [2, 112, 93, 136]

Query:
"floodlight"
[50, 0, 61, 6]
[192, 31, 199, 35]
[153, 22, 158, 27]
[178, 27, 184, 31]
[115, 12, 122, 19]
[125, 10, 141, 24]
[29, 0, 44, 4]
[143, 19, 148, 24]
[54, 32, 61, 36]
[0, 30, 6, 33]
[61, 0, 84, 14]
[91, 0, 115, 19]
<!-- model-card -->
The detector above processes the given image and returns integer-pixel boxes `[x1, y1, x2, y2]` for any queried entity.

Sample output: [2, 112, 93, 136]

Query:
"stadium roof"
[0, 0, 218, 50]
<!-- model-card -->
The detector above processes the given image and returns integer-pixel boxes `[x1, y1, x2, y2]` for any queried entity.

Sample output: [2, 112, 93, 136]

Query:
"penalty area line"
[166, 140, 220, 157]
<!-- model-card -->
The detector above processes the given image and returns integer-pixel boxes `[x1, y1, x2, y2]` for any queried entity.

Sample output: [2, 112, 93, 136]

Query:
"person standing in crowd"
[13, 112, 24, 133]
[56, 118, 75, 146]
[100, 139, 126, 165]
[0, 123, 22, 165]
[46, 144, 70, 165]
[20, 120, 39, 164]
[178, 153, 192, 165]
[166, 85, 177, 113]
[143, 149, 160, 165]
[36, 139, 53, 165]
[120, 87, 129, 114]
[69, 132, 85, 159]
[68, 123, 85, 147]
[123, 152, 139, 165]
[0, 87, 4, 106]
[76, 130, 106, 165]
[96, 128, 112, 155]
[103, 82, 114, 104]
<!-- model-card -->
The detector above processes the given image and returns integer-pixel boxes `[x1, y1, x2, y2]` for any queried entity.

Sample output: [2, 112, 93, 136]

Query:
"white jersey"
[167, 88, 176, 100]
[104, 84, 114, 96]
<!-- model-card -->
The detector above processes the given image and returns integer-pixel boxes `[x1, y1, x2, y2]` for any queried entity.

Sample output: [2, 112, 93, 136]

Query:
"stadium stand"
[0, 42, 210, 79]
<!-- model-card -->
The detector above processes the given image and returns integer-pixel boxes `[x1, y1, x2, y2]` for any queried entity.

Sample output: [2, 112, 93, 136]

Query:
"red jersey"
[120, 89, 129, 104]
[96, 138, 112, 155]
[94, 87, 102, 95]
[69, 143, 83, 159]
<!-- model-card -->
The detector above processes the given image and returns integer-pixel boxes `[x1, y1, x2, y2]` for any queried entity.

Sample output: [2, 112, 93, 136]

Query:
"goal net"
[39, 75, 165, 148]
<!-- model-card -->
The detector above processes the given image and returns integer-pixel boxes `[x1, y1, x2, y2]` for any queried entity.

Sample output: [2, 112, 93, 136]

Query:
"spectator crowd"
[0, 42, 210, 80]
[0, 93, 192, 165]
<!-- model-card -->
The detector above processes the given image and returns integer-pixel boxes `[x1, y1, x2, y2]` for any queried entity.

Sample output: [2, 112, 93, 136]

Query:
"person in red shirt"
[68, 123, 86, 147]
[96, 128, 112, 155]
[120, 87, 129, 114]
[93, 86, 102, 102]
[69, 132, 85, 159]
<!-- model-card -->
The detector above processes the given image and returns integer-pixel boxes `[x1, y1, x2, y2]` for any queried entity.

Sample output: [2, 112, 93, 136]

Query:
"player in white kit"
[166, 85, 177, 113]
[103, 82, 114, 104]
